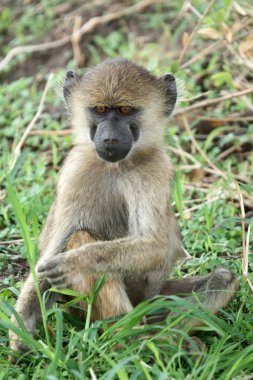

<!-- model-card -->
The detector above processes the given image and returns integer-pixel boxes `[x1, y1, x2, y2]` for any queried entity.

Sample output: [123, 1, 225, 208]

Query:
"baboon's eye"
[119, 106, 132, 114]
[95, 105, 107, 114]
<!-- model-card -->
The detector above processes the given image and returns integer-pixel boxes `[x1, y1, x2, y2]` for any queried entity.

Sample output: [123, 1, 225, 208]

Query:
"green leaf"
[204, 126, 231, 152]
[6, 177, 35, 264]
[211, 71, 233, 88]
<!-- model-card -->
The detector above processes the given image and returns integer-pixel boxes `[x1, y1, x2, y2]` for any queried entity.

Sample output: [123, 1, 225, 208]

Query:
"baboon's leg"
[9, 274, 54, 362]
[158, 268, 238, 325]
[66, 231, 133, 321]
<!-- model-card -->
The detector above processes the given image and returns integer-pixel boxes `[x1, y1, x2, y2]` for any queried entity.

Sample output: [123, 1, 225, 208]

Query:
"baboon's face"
[63, 59, 177, 162]
[88, 105, 140, 162]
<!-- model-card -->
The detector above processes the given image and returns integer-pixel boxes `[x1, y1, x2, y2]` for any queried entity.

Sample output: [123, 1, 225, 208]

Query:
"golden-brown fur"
[9, 59, 238, 363]
[66, 231, 133, 321]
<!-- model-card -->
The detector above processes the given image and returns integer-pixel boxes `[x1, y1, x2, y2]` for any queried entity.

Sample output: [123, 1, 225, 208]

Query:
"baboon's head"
[64, 59, 177, 163]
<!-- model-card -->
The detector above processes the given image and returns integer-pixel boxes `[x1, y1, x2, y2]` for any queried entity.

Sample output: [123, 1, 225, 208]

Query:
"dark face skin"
[63, 64, 177, 164]
[89, 106, 140, 162]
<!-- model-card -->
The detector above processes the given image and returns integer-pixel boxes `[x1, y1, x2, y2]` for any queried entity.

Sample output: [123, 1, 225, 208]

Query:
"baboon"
[9, 59, 238, 361]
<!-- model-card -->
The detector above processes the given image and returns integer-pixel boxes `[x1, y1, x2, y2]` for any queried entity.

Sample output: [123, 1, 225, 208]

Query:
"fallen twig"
[216, 145, 241, 161]
[175, 88, 253, 115]
[0, 0, 165, 71]
[168, 142, 250, 185]
[181, 115, 228, 180]
[178, 0, 216, 65]
[10, 73, 54, 170]
[89, 368, 98, 380]
[181, 40, 223, 69]
[167, 144, 200, 166]
[29, 129, 72, 136]
[175, 194, 222, 218]
[235, 181, 253, 292]
[180, 91, 210, 102]
[0, 239, 25, 245]
[71, 15, 85, 68]
[185, 184, 209, 193]
[0, 39, 69, 72]
[195, 115, 253, 123]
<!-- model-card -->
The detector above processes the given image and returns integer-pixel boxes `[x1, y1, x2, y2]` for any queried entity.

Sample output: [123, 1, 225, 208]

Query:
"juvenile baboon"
[9, 59, 238, 360]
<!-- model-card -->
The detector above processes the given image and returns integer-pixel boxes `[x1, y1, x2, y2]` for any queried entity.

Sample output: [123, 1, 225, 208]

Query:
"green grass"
[0, 0, 253, 378]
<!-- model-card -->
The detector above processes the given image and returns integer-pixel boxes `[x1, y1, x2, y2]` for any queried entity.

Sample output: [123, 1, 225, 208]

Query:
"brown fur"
[9, 59, 238, 363]
[66, 231, 132, 321]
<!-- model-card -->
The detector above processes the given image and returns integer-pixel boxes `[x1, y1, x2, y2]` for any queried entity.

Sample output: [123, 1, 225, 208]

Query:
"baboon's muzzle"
[94, 121, 133, 162]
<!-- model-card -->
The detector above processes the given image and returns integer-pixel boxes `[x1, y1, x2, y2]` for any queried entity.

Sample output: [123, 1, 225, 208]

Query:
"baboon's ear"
[63, 70, 80, 102]
[159, 74, 177, 116]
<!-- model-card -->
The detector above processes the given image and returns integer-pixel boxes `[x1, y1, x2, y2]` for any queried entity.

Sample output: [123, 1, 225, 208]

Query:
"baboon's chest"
[79, 174, 129, 240]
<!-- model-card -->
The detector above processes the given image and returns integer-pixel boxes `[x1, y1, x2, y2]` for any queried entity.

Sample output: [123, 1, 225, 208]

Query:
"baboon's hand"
[37, 253, 76, 288]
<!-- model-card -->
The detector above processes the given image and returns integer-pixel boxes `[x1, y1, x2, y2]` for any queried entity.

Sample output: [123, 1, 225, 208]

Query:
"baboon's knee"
[158, 267, 238, 325]
[94, 278, 133, 320]
[66, 231, 97, 250]
[208, 267, 239, 292]
[67, 276, 133, 321]
[205, 267, 239, 309]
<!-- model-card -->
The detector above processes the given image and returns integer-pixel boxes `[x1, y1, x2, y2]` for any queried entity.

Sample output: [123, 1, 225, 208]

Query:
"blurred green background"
[0, 1, 253, 378]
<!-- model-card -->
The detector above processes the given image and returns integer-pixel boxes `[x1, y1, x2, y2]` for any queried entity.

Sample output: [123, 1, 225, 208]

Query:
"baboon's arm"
[37, 190, 181, 289]
[37, 235, 170, 288]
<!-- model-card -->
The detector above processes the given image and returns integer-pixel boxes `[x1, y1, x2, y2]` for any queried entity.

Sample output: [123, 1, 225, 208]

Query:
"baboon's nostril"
[103, 138, 118, 145]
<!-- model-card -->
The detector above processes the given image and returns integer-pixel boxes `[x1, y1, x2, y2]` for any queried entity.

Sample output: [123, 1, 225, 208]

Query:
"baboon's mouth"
[96, 148, 130, 162]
